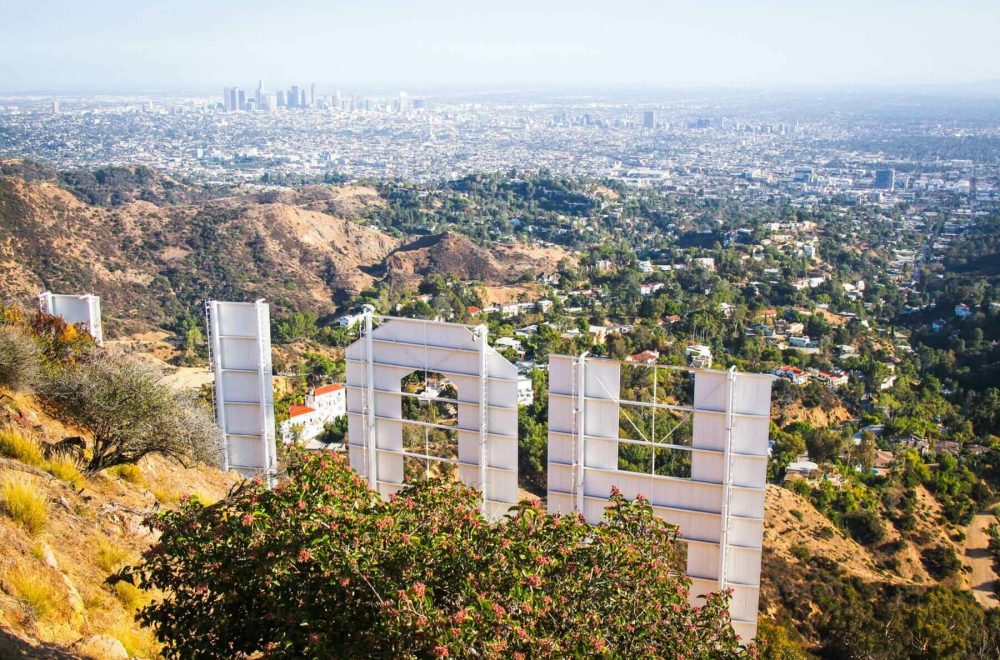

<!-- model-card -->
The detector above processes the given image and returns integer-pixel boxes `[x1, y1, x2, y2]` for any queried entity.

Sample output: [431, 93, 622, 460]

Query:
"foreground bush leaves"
[129, 449, 749, 659]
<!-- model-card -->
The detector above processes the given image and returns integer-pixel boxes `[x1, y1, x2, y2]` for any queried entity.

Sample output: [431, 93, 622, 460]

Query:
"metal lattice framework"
[345, 313, 519, 520]
[546, 354, 773, 641]
[38, 291, 103, 344]
[206, 300, 277, 482]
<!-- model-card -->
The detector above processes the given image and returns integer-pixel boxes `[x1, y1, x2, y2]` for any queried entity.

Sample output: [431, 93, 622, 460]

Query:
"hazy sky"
[2, 0, 998, 92]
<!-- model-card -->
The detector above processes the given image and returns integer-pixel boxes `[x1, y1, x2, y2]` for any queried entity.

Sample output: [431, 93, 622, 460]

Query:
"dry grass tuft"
[151, 483, 179, 505]
[0, 427, 45, 467]
[190, 489, 219, 506]
[109, 619, 161, 659]
[95, 539, 130, 574]
[45, 455, 84, 488]
[113, 581, 149, 612]
[107, 463, 145, 485]
[0, 427, 86, 488]
[6, 564, 62, 620]
[1, 477, 49, 536]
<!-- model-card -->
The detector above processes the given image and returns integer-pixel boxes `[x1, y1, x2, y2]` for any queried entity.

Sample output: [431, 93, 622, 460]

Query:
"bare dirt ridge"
[0, 169, 569, 330]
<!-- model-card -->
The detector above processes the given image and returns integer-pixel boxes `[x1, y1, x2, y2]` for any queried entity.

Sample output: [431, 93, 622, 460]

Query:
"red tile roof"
[314, 383, 345, 396]
[288, 405, 316, 418]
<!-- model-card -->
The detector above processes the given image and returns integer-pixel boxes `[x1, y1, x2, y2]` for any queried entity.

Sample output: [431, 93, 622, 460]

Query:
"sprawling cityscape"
[3, 85, 998, 202]
[3, 0, 1000, 656]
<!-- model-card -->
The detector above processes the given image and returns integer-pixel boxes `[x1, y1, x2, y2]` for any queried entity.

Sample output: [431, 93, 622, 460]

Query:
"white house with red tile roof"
[280, 383, 347, 444]
[772, 365, 809, 385]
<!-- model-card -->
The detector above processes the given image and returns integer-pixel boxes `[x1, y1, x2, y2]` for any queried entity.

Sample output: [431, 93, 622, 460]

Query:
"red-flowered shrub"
[129, 448, 750, 658]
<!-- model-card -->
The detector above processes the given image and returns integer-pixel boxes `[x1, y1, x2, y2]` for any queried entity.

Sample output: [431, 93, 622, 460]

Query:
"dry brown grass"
[113, 581, 148, 612]
[45, 455, 84, 488]
[6, 564, 62, 620]
[0, 427, 45, 466]
[1, 477, 49, 536]
[95, 539, 130, 574]
[107, 463, 145, 485]
[109, 618, 161, 658]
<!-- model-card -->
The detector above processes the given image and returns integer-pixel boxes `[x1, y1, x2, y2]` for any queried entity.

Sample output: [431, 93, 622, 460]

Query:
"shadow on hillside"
[0, 628, 78, 659]
[972, 580, 999, 599]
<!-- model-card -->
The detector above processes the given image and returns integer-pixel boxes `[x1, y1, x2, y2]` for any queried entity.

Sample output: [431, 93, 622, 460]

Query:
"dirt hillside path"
[964, 510, 998, 609]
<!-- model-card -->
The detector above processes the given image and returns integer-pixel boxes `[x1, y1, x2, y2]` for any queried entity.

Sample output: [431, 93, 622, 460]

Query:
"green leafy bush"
[130, 449, 749, 658]
[921, 545, 961, 580]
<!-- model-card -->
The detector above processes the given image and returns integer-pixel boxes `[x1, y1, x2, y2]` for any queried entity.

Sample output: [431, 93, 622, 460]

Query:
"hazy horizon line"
[3, 78, 1000, 99]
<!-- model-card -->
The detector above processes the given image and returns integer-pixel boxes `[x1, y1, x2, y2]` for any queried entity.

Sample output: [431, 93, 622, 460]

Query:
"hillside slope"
[0, 163, 567, 332]
[0, 388, 238, 658]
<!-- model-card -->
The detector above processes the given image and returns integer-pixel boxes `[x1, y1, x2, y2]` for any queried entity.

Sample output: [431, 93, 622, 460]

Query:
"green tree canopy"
[130, 450, 750, 659]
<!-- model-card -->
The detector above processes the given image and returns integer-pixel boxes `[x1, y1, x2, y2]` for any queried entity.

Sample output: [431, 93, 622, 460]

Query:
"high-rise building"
[289, 85, 299, 108]
[300, 88, 306, 108]
[51, 100, 60, 114]
[223, 87, 232, 111]
[237, 89, 246, 111]
[399, 91, 409, 113]
[255, 80, 264, 107]
[310, 83, 315, 108]
[334, 89, 342, 109]
[874, 168, 895, 191]
[643, 110, 656, 129]
[276, 90, 286, 108]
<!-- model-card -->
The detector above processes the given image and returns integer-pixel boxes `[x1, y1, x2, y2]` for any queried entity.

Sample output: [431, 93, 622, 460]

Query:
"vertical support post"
[254, 299, 274, 485]
[573, 352, 587, 514]
[477, 324, 489, 517]
[205, 301, 229, 472]
[718, 366, 737, 591]
[84, 294, 103, 345]
[363, 307, 377, 490]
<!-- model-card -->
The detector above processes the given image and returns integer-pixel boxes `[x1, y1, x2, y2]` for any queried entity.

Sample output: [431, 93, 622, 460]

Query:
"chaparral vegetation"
[127, 449, 749, 659]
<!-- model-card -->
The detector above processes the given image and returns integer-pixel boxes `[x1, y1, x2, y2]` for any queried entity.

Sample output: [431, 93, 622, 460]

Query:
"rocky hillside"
[372, 231, 568, 289]
[0, 387, 238, 658]
[0, 161, 569, 333]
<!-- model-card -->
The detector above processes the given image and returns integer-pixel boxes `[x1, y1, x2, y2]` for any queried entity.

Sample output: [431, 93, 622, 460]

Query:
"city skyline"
[2, 0, 1000, 92]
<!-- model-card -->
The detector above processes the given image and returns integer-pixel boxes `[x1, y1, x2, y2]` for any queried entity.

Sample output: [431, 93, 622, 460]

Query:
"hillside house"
[280, 383, 347, 445]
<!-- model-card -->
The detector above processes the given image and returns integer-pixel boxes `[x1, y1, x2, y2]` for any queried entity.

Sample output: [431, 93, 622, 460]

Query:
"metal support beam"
[477, 324, 489, 516]
[718, 365, 737, 592]
[363, 306, 377, 490]
[574, 353, 587, 514]
[254, 299, 274, 485]
[205, 301, 229, 471]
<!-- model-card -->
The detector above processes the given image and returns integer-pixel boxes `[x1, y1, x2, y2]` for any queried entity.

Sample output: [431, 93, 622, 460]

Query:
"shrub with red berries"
[128, 448, 750, 658]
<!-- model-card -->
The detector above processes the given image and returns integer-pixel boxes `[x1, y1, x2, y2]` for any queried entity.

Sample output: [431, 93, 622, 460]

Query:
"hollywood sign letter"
[547, 354, 772, 641]
[345, 313, 519, 520]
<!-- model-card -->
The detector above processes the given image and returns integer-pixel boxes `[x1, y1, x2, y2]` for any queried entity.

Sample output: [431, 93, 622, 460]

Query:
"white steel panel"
[584, 399, 621, 440]
[208, 300, 276, 482]
[547, 358, 772, 642]
[38, 292, 103, 344]
[219, 371, 263, 403]
[548, 355, 575, 394]
[346, 315, 519, 520]
[219, 338, 262, 371]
